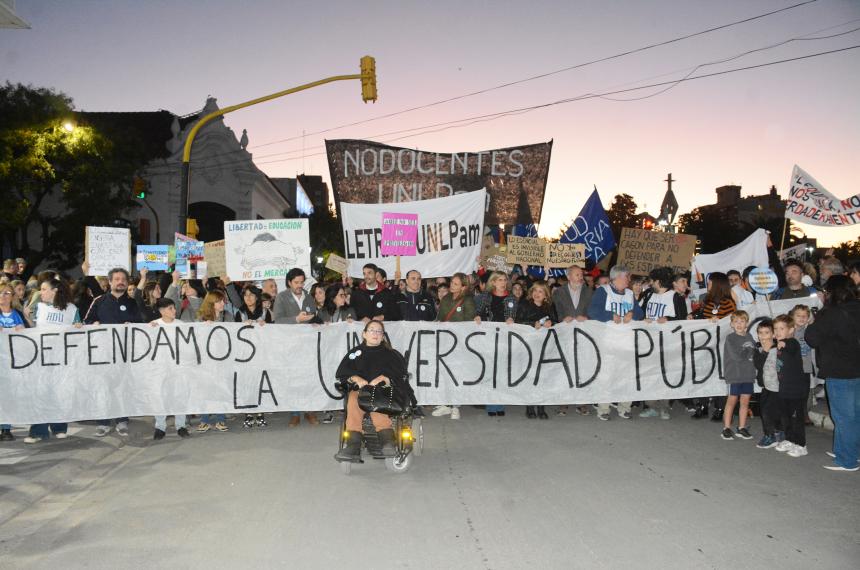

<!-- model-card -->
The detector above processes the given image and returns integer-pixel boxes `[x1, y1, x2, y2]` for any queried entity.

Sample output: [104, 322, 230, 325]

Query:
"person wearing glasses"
[334, 321, 409, 461]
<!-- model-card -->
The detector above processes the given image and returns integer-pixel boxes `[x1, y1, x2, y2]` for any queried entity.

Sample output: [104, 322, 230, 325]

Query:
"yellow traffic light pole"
[179, 56, 377, 236]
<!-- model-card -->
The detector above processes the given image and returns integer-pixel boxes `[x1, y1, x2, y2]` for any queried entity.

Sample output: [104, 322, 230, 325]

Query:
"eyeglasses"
[366, 329, 384, 335]
[0, 291, 12, 296]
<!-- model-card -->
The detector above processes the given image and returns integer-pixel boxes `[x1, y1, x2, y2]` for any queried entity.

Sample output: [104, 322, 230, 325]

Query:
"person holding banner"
[433, 273, 476, 420]
[552, 265, 593, 417]
[475, 271, 518, 417]
[587, 265, 644, 421]
[150, 298, 191, 441]
[84, 268, 142, 438]
[234, 285, 273, 429]
[805, 275, 860, 472]
[396, 270, 437, 321]
[1, 282, 29, 441]
[515, 282, 558, 420]
[318, 284, 356, 323]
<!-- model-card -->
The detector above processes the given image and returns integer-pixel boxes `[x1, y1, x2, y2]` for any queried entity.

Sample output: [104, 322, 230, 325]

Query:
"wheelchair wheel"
[339, 461, 352, 475]
[384, 453, 412, 474]
[413, 418, 424, 457]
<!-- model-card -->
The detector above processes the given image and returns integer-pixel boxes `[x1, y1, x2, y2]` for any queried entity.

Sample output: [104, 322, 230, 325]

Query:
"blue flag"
[560, 189, 615, 262]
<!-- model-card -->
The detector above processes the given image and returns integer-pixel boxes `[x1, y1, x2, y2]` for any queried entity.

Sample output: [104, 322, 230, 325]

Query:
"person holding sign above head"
[164, 270, 204, 323]
[350, 263, 398, 323]
[149, 298, 191, 441]
[475, 271, 519, 417]
[0, 282, 29, 441]
[587, 265, 644, 421]
[134, 268, 162, 322]
[433, 273, 476, 420]
[25, 278, 83, 443]
[396, 270, 437, 321]
[515, 282, 558, 420]
[84, 268, 142, 438]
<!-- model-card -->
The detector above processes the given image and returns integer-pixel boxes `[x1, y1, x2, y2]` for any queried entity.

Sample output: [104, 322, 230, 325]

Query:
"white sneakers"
[450, 407, 460, 420]
[775, 440, 794, 453]
[431, 406, 452, 417]
[787, 446, 808, 458]
[94, 425, 111, 437]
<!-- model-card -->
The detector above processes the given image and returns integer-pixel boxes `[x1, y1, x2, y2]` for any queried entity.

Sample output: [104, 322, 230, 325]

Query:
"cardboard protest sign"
[505, 236, 547, 266]
[381, 212, 418, 256]
[224, 219, 310, 281]
[326, 139, 552, 225]
[340, 190, 485, 278]
[135, 245, 169, 271]
[786, 165, 860, 226]
[85, 226, 131, 276]
[325, 253, 348, 275]
[203, 240, 226, 278]
[617, 228, 697, 275]
[546, 243, 586, 268]
[481, 236, 513, 272]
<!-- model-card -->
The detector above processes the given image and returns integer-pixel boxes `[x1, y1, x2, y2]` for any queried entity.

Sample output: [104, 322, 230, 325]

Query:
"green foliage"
[606, 193, 638, 243]
[304, 204, 345, 282]
[832, 237, 860, 264]
[0, 82, 144, 270]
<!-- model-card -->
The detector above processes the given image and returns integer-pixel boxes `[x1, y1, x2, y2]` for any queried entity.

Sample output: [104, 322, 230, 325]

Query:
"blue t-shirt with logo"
[0, 309, 25, 329]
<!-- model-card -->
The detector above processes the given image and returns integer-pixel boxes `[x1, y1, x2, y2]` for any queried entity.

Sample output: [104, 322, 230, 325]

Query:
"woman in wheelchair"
[334, 320, 409, 461]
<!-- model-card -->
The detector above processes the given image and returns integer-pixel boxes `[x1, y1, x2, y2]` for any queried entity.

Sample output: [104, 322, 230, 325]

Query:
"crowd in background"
[1, 246, 859, 471]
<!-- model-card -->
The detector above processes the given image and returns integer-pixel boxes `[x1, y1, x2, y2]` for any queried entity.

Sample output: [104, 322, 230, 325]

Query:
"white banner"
[340, 190, 486, 278]
[0, 299, 815, 424]
[85, 226, 131, 276]
[786, 165, 859, 227]
[224, 219, 310, 281]
[692, 228, 768, 279]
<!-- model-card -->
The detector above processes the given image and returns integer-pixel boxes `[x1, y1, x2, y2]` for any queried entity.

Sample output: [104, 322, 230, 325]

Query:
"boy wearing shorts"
[721, 310, 756, 440]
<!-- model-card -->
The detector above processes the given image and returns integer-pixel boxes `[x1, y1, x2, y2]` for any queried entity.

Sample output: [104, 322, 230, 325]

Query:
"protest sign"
[546, 243, 585, 268]
[617, 228, 697, 275]
[85, 226, 130, 276]
[325, 253, 349, 275]
[203, 240, 226, 278]
[381, 212, 418, 256]
[325, 139, 552, 225]
[224, 219, 310, 281]
[749, 267, 779, 295]
[786, 165, 860, 227]
[506, 236, 547, 266]
[135, 245, 169, 271]
[0, 298, 816, 424]
[174, 233, 204, 263]
[340, 190, 485, 278]
[778, 243, 807, 264]
[481, 236, 513, 272]
[560, 189, 615, 262]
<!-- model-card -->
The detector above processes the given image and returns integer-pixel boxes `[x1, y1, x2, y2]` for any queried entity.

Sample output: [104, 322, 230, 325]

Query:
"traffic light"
[642, 218, 654, 230]
[360, 55, 377, 103]
[186, 218, 199, 239]
[133, 176, 147, 199]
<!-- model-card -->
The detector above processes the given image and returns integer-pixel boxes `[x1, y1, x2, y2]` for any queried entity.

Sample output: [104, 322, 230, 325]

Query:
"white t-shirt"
[645, 290, 677, 320]
[34, 302, 80, 327]
[154, 318, 178, 327]
[602, 285, 635, 317]
[732, 284, 755, 310]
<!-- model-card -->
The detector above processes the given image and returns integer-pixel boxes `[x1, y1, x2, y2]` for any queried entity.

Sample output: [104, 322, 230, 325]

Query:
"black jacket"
[396, 289, 437, 321]
[805, 300, 860, 380]
[776, 338, 808, 398]
[335, 342, 415, 405]
[514, 300, 558, 326]
[84, 292, 143, 324]
[351, 284, 400, 321]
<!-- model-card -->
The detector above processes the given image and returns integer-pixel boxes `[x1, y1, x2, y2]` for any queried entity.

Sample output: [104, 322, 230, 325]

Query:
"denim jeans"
[0, 424, 10, 430]
[97, 417, 129, 427]
[154, 416, 187, 431]
[486, 405, 505, 413]
[29, 423, 68, 438]
[200, 414, 225, 424]
[826, 378, 860, 469]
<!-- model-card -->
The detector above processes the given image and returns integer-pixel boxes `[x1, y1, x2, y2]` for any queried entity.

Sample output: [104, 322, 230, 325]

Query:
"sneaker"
[720, 428, 734, 440]
[432, 405, 452, 417]
[823, 464, 859, 472]
[756, 435, 778, 449]
[0, 429, 13, 441]
[660, 410, 671, 420]
[575, 406, 591, 416]
[256, 415, 268, 427]
[775, 431, 785, 442]
[787, 446, 808, 458]
[775, 440, 795, 453]
[735, 427, 753, 440]
[94, 425, 111, 437]
[556, 406, 568, 416]
[23, 436, 43, 444]
[619, 411, 632, 420]
[597, 413, 611, 421]
[243, 415, 254, 429]
[153, 429, 166, 441]
[450, 407, 461, 420]
[214, 422, 229, 432]
[639, 408, 660, 418]
[196, 423, 211, 432]
[54, 432, 68, 439]
[177, 427, 191, 438]
[115, 422, 129, 437]
[825, 451, 835, 458]
[320, 412, 334, 424]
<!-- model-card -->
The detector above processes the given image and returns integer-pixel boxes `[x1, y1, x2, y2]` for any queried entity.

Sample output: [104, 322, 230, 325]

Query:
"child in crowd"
[721, 310, 756, 440]
[773, 314, 809, 457]
[789, 305, 816, 418]
[150, 298, 191, 441]
[753, 320, 781, 449]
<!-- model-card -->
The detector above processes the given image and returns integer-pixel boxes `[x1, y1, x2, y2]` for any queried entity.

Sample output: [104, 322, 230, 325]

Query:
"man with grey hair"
[553, 264, 592, 322]
[587, 265, 644, 420]
[819, 256, 845, 286]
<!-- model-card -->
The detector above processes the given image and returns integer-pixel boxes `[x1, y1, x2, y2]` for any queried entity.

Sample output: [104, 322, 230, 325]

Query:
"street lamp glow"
[316, 256, 324, 264]
[62, 121, 75, 132]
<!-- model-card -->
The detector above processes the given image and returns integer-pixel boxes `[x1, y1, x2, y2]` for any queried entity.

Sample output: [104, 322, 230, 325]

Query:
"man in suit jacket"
[273, 268, 317, 324]
[552, 265, 593, 322]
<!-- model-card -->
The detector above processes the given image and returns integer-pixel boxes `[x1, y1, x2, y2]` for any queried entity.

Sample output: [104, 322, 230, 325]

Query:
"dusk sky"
[3, 0, 859, 246]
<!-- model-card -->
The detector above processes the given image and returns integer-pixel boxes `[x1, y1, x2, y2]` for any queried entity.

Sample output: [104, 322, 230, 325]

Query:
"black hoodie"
[805, 300, 860, 379]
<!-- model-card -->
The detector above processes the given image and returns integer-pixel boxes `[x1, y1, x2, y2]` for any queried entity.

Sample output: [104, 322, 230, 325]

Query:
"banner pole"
[778, 216, 789, 252]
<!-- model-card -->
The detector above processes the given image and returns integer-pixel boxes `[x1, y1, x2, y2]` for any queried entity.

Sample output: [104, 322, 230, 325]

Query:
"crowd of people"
[1, 248, 859, 472]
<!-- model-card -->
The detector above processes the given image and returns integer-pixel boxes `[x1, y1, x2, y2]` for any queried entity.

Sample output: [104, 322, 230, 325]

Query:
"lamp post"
[178, 56, 378, 236]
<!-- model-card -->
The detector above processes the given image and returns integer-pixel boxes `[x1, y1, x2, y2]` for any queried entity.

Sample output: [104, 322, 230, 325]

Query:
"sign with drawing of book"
[224, 219, 311, 281]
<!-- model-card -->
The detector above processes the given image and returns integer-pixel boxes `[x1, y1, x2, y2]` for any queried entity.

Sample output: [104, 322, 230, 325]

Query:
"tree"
[304, 204, 344, 281]
[832, 238, 860, 265]
[605, 193, 638, 243]
[0, 82, 145, 270]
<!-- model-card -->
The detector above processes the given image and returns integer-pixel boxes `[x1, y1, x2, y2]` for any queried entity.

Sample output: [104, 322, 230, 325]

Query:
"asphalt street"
[0, 405, 857, 570]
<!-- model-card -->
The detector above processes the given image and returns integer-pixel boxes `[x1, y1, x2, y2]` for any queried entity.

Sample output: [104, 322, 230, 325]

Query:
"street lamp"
[62, 121, 75, 132]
